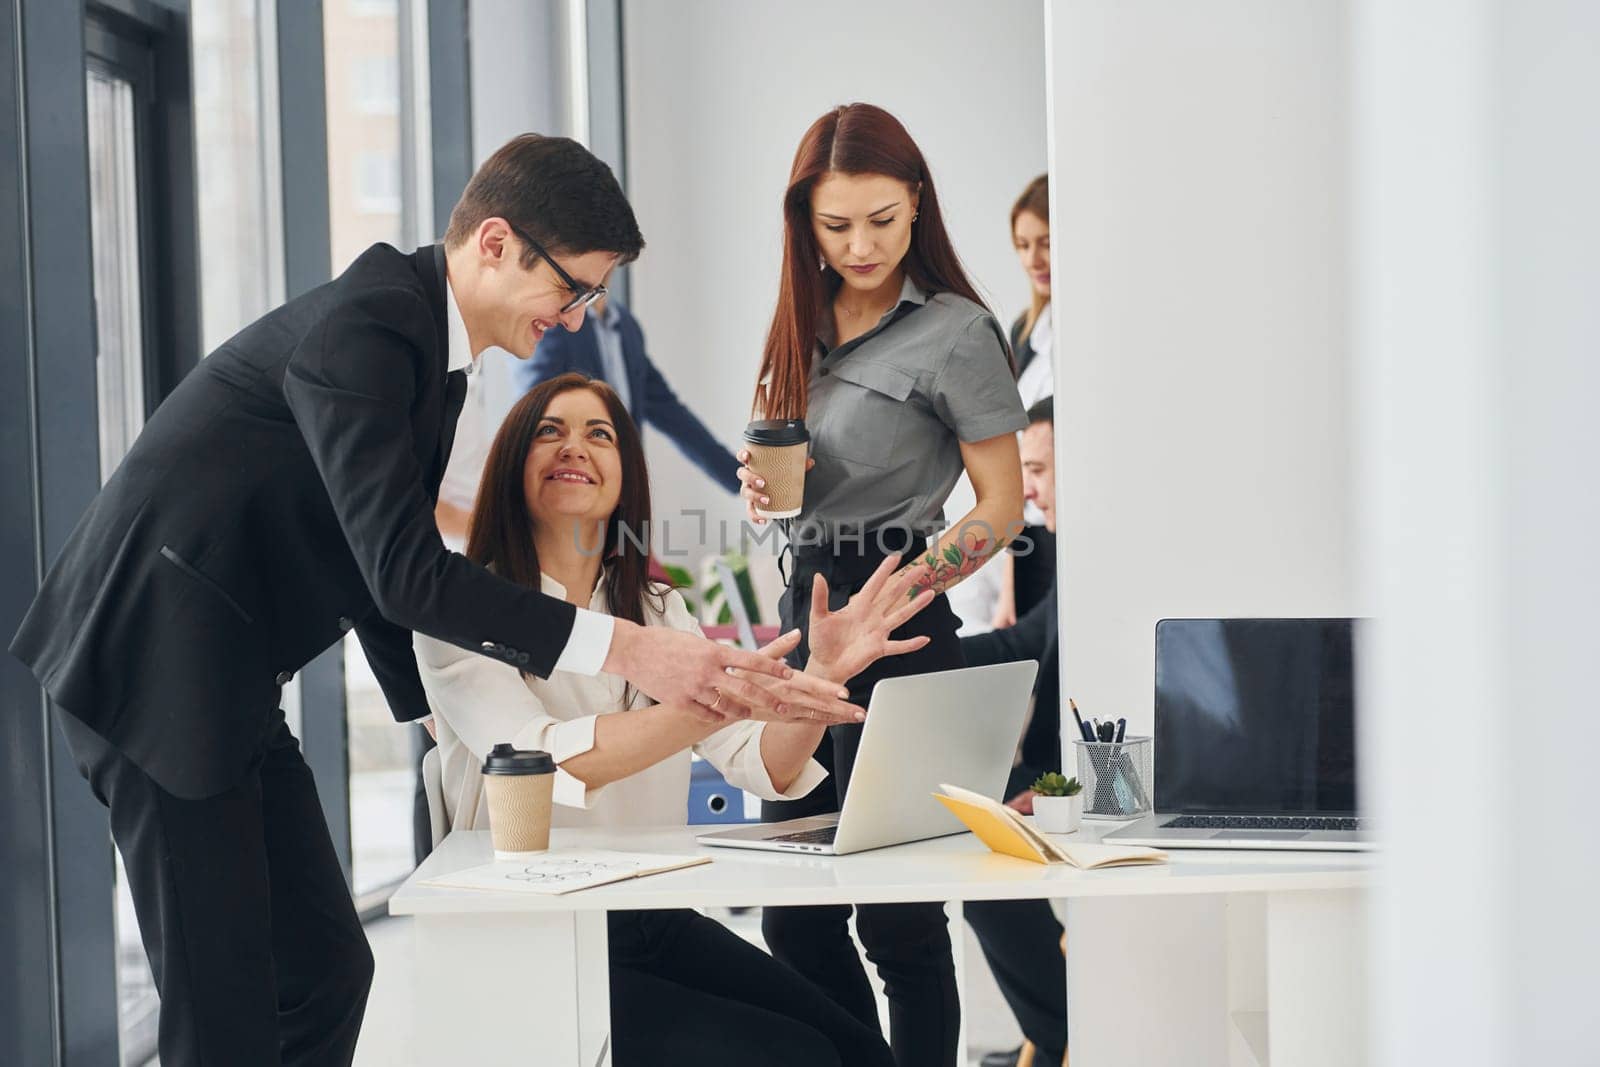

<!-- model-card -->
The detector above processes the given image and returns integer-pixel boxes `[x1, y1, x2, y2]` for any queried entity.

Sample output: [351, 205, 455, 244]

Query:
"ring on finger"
[709, 688, 723, 711]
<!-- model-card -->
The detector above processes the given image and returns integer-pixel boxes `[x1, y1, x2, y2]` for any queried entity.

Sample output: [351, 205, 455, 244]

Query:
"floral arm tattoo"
[903, 524, 1017, 599]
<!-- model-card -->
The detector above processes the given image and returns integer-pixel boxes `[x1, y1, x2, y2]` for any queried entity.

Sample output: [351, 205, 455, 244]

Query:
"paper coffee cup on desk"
[481, 744, 555, 857]
[743, 419, 809, 519]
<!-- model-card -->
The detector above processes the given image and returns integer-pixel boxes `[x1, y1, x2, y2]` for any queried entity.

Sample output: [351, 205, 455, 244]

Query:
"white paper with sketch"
[419, 850, 712, 895]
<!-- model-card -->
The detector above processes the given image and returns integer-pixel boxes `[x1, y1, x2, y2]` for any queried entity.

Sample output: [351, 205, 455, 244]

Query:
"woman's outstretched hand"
[603, 620, 855, 723]
[717, 629, 867, 725]
[805, 554, 936, 685]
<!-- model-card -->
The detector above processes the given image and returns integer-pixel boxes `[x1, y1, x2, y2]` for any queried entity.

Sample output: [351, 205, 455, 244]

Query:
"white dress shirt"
[435, 280, 491, 546]
[1016, 303, 1054, 410]
[414, 571, 829, 831]
[436, 275, 614, 677]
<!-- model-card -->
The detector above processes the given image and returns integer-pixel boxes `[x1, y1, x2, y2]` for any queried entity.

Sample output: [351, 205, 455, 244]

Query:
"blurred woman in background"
[993, 173, 1056, 628]
[944, 173, 1056, 634]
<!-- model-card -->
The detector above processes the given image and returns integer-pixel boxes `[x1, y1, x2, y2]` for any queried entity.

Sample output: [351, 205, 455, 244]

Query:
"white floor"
[356, 905, 1033, 1067]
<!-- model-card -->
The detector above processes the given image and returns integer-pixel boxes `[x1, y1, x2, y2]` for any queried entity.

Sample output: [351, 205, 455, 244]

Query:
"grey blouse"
[795, 277, 1027, 544]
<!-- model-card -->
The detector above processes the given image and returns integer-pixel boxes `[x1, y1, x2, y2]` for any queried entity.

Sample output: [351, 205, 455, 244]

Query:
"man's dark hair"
[445, 134, 644, 266]
[1026, 396, 1053, 427]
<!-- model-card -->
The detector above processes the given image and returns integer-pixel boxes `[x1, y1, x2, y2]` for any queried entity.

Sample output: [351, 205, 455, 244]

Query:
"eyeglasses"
[504, 220, 607, 314]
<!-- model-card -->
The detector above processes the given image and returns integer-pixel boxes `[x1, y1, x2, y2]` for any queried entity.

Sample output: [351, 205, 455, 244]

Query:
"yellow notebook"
[933, 783, 1168, 869]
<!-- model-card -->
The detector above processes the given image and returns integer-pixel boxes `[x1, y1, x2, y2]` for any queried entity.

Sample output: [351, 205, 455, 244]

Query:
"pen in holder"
[1073, 736, 1153, 819]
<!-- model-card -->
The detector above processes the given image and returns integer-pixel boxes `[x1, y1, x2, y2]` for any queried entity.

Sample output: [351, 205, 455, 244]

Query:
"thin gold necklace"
[836, 294, 892, 320]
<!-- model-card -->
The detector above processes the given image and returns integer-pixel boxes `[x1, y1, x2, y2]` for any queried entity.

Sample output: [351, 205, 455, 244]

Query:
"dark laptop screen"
[1153, 618, 1358, 815]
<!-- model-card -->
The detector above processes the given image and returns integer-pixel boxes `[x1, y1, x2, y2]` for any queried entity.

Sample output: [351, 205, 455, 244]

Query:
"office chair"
[422, 745, 448, 849]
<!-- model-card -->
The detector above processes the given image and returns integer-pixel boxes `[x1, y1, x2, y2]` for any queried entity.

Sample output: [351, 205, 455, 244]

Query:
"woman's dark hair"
[1011, 173, 1051, 342]
[445, 134, 645, 266]
[465, 373, 664, 650]
[755, 103, 993, 421]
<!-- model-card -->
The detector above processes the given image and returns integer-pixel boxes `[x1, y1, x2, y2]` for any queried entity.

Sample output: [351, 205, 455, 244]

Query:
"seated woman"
[415, 372, 930, 1067]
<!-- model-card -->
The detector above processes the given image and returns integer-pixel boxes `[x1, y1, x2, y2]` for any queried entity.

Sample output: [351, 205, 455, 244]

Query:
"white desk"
[390, 823, 1372, 1067]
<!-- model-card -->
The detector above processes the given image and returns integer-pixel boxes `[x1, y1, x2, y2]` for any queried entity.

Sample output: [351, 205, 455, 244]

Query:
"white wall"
[1354, 2, 1600, 1064]
[1046, 2, 1600, 1062]
[1047, 0, 1358, 735]
[623, 0, 1048, 602]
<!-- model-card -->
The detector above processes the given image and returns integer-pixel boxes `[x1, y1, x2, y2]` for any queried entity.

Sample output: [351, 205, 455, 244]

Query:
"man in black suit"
[8, 134, 853, 1067]
[962, 397, 1070, 1067]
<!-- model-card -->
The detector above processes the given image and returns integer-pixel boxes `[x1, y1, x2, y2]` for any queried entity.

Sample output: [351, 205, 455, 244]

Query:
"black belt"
[781, 526, 928, 588]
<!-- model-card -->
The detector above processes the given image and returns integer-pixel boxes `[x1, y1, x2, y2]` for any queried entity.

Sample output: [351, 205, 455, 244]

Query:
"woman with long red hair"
[737, 103, 1028, 1066]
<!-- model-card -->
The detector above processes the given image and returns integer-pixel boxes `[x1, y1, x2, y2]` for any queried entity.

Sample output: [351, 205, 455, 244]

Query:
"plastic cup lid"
[743, 419, 809, 446]
[481, 743, 555, 775]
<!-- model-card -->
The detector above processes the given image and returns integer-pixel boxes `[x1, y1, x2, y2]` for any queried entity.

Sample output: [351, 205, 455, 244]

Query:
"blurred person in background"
[948, 173, 1055, 635]
[512, 294, 741, 493]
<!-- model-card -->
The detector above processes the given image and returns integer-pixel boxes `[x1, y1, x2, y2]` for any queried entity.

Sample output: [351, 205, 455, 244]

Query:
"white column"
[411, 911, 609, 1066]
[1265, 890, 1367, 1067]
[1352, 2, 1600, 1064]
[1044, 0, 1359, 733]
[1065, 895, 1230, 1067]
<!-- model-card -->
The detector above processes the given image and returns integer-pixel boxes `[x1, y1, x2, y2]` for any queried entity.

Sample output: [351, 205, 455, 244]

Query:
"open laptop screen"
[1153, 618, 1358, 816]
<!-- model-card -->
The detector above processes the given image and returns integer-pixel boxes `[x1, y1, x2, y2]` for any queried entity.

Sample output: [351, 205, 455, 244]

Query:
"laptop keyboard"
[769, 826, 838, 846]
[1166, 814, 1365, 832]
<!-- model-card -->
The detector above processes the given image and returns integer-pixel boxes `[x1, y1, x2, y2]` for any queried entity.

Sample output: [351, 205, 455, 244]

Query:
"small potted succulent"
[1030, 772, 1083, 833]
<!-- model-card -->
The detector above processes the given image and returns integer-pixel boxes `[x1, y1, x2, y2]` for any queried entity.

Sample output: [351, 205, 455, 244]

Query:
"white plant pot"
[1033, 793, 1082, 834]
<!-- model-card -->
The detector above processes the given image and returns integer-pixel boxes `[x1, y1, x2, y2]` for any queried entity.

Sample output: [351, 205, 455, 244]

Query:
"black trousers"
[610, 909, 894, 1067]
[964, 899, 1067, 1063]
[763, 532, 965, 1067]
[1012, 524, 1055, 620]
[964, 764, 1069, 1062]
[58, 708, 373, 1067]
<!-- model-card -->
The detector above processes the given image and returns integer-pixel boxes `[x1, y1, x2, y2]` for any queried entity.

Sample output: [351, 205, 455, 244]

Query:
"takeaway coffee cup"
[481, 744, 556, 857]
[743, 419, 810, 520]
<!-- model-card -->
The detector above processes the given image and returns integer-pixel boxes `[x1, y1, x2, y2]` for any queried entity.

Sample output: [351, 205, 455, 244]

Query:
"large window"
[86, 70, 147, 485]
[86, 3, 207, 1058]
[324, 0, 420, 899]
[86, 57, 159, 1067]
[325, 0, 404, 275]
[192, 0, 279, 352]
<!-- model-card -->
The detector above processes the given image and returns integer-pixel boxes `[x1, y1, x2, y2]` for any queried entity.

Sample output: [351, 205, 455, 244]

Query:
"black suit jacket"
[960, 585, 1061, 796]
[1010, 312, 1041, 382]
[10, 243, 578, 798]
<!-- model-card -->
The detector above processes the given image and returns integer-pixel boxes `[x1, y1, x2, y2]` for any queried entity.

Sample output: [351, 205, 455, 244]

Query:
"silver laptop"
[1104, 618, 1372, 852]
[698, 661, 1038, 856]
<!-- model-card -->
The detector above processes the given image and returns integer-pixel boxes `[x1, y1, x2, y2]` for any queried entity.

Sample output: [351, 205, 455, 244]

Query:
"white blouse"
[414, 571, 830, 832]
[1016, 303, 1054, 411]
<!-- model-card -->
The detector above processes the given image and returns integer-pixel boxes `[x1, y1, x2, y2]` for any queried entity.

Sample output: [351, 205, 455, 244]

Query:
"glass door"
[85, 3, 200, 1057]
[85, 48, 160, 1067]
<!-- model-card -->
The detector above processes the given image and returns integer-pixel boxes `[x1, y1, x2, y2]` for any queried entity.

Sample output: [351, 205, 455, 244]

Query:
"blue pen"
[1114, 718, 1127, 743]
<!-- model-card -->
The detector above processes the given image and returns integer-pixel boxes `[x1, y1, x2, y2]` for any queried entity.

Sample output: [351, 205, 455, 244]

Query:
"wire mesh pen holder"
[1073, 737, 1153, 819]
